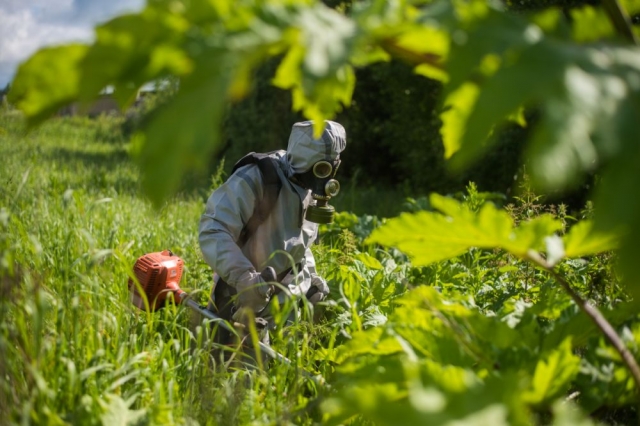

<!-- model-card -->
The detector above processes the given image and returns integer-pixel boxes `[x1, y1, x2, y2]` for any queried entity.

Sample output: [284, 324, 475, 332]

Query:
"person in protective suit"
[198, 120, 346, 357]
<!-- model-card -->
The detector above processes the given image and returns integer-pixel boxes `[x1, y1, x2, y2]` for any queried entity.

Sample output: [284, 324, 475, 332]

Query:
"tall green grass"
[0, 112, 337, 425]
[2, 110, 633, 426]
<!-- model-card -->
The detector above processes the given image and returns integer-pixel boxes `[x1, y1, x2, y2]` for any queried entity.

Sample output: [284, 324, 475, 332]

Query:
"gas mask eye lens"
[325, 179, 340, 197]
[313, 161, 333, 179]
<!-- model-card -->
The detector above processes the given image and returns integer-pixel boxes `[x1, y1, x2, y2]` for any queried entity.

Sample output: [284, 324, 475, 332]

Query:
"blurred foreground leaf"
[133, 66, 230, 207]
[79, 10, 190, 108]
[437, 8, 640, 296]
[563, 220, 620, 258]
[325, 287, 532, 425]
[523, 338, 581, 406]
[8, 45, 88, 127]
[366, 194, 562, 265]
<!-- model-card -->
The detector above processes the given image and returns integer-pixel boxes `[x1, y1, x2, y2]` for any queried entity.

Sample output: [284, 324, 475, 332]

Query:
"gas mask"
[293, 159, 341, 224]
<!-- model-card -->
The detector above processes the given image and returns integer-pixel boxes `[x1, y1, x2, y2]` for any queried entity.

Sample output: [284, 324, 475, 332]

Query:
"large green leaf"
[593, 100, 640, 298]
[525, 51, 638, 191]
[398, 25, 449, 82]
[396, 287, 525, 364]
[541, 302, 638, 352]
[551, 401, 596, 426]
[8, 45, 89, 126]
[571, 6, 615, 42]
[438, 8, 550, 157]
[440, 18, 640, 296]
[347, 0, 451, 81]
[448, 41, 569, 171]
[150, 0, 232, 25]
[523, 338, 581, 406]
[563, 221, 620, 258]
[444, 34, 640, 310]
[444, 10, 542, 95]
[366, 194, 562, 266]
[79, 9, 190, 108]
[298, 5, 356, 77]
[334, 286, 528, 395]
[273, 4, 357, 136]
[132, 53, 232, 207]
[440, 82, 479, 159]
[326, 348, 526, 426]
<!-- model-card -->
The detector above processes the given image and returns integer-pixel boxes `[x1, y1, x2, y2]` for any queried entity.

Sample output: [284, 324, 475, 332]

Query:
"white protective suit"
[199, 121, 346, 311]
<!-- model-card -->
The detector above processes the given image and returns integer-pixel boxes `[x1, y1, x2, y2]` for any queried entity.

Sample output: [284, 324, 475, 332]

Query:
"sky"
[0, 0, 145, 88]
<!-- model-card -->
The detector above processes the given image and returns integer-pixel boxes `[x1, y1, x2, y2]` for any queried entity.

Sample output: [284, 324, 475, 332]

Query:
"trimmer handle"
[261, 266, 277, 282]
[258, 266, 277, 297]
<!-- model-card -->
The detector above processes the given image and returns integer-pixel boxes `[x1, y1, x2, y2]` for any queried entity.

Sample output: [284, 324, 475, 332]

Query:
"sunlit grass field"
[0, 111, 337, 425]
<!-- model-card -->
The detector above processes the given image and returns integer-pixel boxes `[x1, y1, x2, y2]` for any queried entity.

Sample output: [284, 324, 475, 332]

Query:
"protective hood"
[285, 121, 346, 174]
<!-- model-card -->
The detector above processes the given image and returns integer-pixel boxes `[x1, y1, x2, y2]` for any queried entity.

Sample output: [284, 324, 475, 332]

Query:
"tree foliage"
[11, 0, 640, 297]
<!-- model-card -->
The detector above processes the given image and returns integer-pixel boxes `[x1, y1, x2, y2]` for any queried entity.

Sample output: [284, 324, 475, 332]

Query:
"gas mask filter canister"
[296, 160, 341, 224]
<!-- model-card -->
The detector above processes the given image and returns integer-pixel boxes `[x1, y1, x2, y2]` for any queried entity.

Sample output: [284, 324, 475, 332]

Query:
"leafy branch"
[367, 194, 639, 400]
[525, 249, 640, 402]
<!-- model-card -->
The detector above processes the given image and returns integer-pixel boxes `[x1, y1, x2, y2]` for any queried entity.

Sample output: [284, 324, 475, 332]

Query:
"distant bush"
[217, 58, 529, 202]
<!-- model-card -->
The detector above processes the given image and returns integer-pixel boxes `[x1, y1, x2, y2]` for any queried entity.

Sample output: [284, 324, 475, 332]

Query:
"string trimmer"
[127, 250, 294, 366]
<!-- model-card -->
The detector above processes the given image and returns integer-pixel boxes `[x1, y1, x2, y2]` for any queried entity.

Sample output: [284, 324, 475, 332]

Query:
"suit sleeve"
[198, 165, 263, 287]
[295, 224, 320, 295]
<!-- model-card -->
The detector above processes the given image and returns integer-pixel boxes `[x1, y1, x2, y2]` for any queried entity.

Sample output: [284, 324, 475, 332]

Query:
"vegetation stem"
[601, 0, 639, 45]
[526, 250, 640, 403]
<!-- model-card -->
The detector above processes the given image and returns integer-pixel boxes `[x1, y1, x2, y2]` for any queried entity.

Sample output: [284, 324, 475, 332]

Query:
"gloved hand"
[234, 270, 273, 315]
[306, 275, 330, 305]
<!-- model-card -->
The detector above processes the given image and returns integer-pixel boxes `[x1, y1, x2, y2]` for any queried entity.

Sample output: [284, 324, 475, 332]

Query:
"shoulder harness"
[231, 151, 283, 247]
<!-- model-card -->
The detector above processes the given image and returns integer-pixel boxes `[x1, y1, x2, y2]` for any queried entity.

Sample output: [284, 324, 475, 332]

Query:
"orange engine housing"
[128, 250, 184, 311]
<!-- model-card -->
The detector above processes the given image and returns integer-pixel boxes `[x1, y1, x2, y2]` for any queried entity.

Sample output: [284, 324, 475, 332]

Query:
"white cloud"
[73, 0, 145, 22]
[1, 0, 74, 16]
[0, 9, 90, 63]
[0, 0, 144, 88]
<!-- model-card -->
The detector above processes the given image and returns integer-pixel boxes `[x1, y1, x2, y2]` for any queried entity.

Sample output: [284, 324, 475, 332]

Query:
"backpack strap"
[232, 152, 283, 247]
